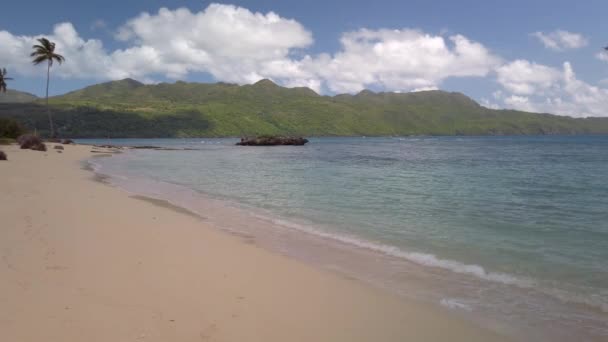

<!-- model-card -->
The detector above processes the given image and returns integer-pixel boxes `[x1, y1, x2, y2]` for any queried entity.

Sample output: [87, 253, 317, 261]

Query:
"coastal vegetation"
[30, 38, 65, 138]
[0, 78, 608, 137]
[0, 117, 26, 139]
[0, 68, 13, 93]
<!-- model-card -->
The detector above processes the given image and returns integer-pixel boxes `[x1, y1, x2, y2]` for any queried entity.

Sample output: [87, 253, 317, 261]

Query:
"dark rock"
[94, 144, 124, 149]
[54, 145, 64, 150]
[46, 138, 61, 143]
[62, 139, 74, 145]
[0, 150, 6, 160]
[30, 142, 47, 151]
[130, 145, 163, 149]
[236, 136, 309, 146]
[91, 150, 121, 154]
[17, 134, 43, 149]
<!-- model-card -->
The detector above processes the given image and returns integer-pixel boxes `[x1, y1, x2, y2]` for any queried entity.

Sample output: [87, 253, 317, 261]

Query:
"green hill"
[0, 78, 607, 137]
[0, 89, 38, 103]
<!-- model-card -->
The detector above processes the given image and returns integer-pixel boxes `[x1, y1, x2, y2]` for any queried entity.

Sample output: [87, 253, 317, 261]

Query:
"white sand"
[0, 143, 508, 341]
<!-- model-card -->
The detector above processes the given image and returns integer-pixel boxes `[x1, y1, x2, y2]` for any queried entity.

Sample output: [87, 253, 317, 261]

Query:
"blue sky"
[2, 0, 608, 117]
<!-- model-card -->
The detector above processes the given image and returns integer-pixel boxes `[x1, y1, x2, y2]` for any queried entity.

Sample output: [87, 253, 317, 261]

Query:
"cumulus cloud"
[494, 60, 608, 117]
[531, 30, 588, 51]
[0, 4, 315, 84]
[2, 3, 608, 117]
[0, 4, 500, 95]
[0, 23, 112, 79]
[310, 29, 500, 93]
[111, 8, 500, 93]
[495, 59, 560, 95]
[113, 4, 313, 82]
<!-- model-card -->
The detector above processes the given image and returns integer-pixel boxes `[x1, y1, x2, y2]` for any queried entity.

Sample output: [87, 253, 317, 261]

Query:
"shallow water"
[82, 136, 608, 341]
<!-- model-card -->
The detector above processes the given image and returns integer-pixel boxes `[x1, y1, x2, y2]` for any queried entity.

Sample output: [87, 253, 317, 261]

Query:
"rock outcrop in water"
[237, 136, 309, 146]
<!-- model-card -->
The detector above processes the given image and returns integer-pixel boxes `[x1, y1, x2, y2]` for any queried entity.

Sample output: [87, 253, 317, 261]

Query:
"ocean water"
[82, 136, 608, 341]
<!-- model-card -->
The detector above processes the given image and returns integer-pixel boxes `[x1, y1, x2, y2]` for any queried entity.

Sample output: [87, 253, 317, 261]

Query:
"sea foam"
[268, 217, 531, 287]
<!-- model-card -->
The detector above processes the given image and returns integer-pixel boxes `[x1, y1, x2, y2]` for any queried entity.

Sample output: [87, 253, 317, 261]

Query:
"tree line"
[1, 37, 65, 138]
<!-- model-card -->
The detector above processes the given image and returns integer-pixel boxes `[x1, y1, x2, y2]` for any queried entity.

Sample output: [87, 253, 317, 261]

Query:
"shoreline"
[0, 143, 509, 341]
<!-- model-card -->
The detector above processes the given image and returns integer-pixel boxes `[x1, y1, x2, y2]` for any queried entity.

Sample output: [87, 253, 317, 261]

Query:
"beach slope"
[0, 144, 507, 341]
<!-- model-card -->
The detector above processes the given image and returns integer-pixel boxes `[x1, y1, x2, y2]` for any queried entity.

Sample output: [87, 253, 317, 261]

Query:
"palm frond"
[31, 37, 65, 66]
[32, 55, 48, 65]
[53, 54, 65, 64]
[37, 38, 52, 49]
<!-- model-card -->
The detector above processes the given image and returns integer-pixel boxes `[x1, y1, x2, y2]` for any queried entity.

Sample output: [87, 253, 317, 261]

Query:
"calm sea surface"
[82, 136, 608, 341]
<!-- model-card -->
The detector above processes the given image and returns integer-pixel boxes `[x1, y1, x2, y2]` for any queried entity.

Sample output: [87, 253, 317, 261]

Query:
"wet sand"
[0, 143, 508, 341]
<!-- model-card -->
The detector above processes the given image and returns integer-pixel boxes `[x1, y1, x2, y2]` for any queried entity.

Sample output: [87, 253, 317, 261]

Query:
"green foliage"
[30, 38, 65, 66]
[0, 68, 14, 93]
[31, 37, 64, 138]
[1, 78, 608, 137]
[0, 117, 27, 138]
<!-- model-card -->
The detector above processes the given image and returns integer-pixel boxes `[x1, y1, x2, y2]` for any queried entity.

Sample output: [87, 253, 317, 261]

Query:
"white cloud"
[411, 86, 439, 92]
[0, 5, 500, 96]
[531, 30, 588, 51]
[495, 59, 560, 95]
[111, 8, 500, 93]
[310, 29, 501, 93]
[494, 61, 608, 117]
[2, 3, 608, 117]
[595, 50, 608, 62]
[0, 23, 112, 79]
[113, 4, 313, 83]
[0, 4, 314, 85]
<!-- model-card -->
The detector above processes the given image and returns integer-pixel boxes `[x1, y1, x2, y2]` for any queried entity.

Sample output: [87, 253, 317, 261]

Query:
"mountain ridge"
[0, 89, 39, 103]
[1, 78, 607, 138]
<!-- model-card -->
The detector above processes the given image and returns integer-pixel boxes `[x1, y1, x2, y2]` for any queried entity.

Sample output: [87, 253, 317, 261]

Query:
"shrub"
[0, 150, 6, 160]
[0, 118, 26, 139]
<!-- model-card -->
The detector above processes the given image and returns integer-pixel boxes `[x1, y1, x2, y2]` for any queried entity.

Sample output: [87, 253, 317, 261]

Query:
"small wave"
[440, 298, 473, 312]
[85, 155, 131, 181]
[268, 218, 531, 287]
[85, 158, 608, 320]
[86, 159, 102, 172]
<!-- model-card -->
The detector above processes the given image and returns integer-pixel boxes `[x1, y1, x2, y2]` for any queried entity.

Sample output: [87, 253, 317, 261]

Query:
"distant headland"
[1, 78, 608, 138]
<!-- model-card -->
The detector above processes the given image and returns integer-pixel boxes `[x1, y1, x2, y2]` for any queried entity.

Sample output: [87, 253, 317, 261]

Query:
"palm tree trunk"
[46, 61, 55, 138]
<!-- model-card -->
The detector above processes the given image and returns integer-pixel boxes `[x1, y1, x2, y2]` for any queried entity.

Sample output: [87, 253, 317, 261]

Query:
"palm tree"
[0, 68, 13, 93]
[31, 37, 64, 138]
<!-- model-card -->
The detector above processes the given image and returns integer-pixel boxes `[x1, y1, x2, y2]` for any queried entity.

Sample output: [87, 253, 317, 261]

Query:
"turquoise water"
[84, 136, 608, 340]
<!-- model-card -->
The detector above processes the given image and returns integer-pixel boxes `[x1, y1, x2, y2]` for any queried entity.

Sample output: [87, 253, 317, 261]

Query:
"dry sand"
[0, 143, 509, 341]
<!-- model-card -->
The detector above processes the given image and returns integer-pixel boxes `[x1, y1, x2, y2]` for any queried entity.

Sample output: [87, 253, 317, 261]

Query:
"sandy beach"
[0, 143, 508, 341]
